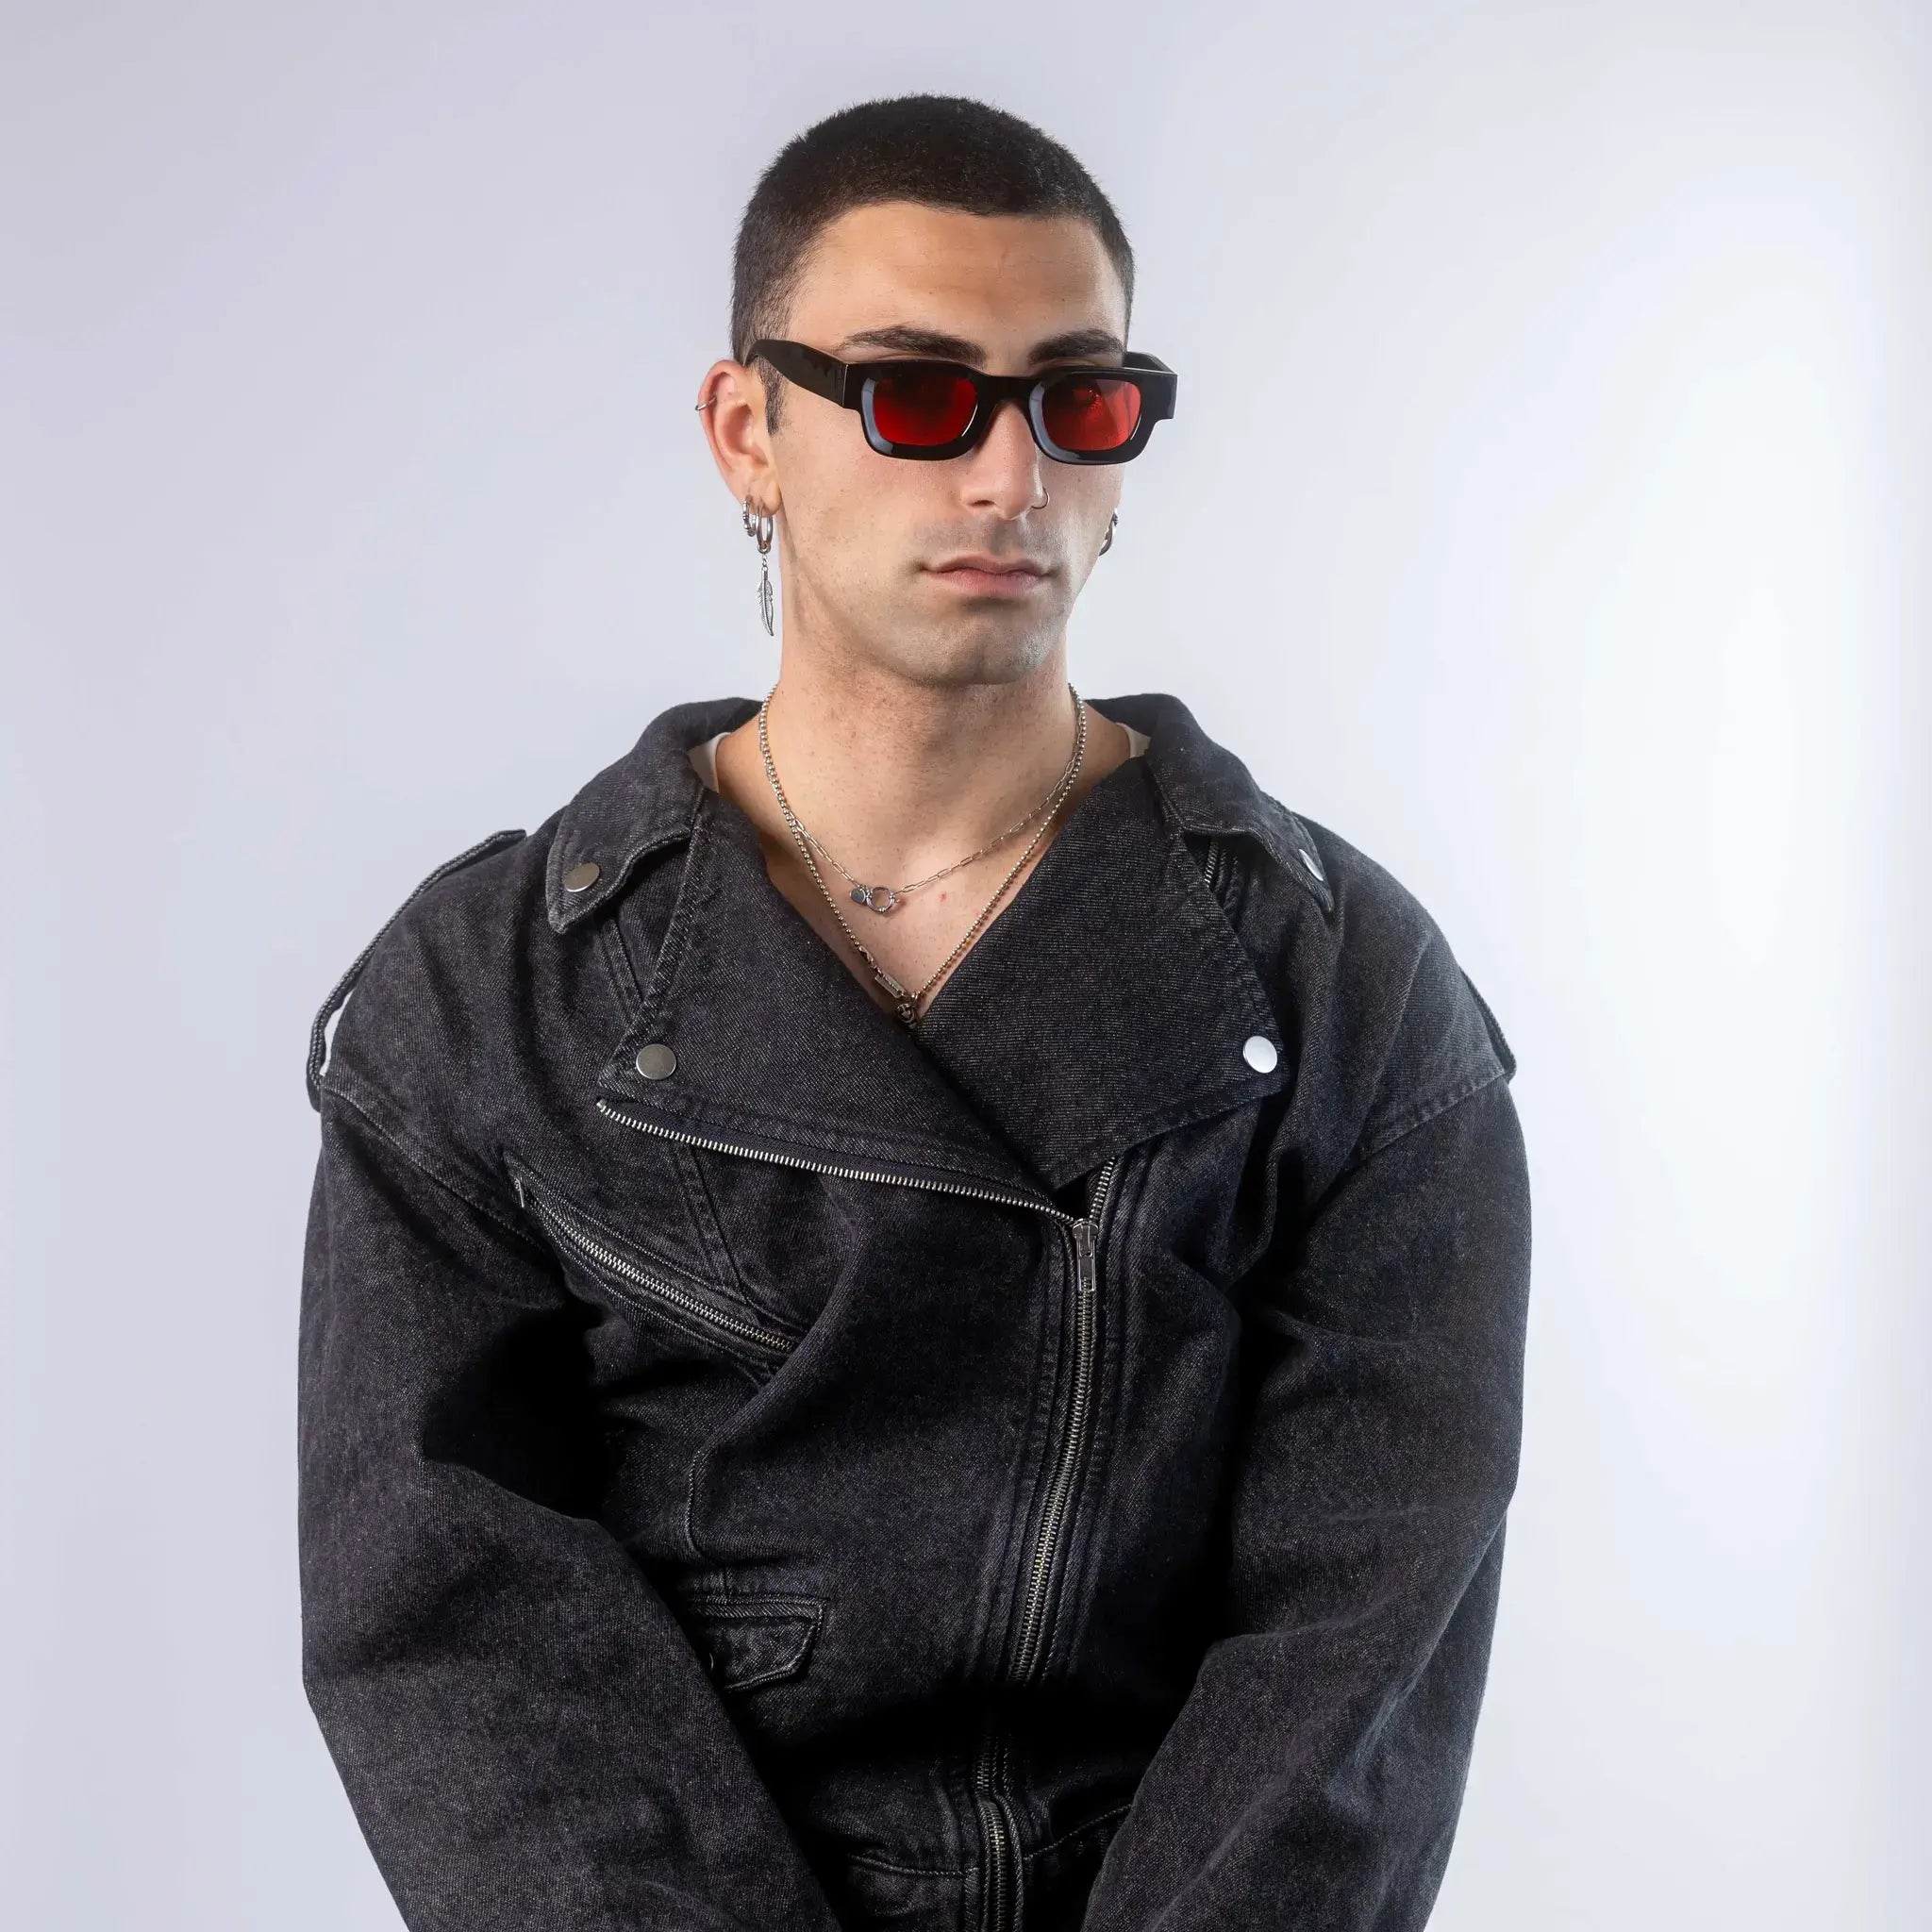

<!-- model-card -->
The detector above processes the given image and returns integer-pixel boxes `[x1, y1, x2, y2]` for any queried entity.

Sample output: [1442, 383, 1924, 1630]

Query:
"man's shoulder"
[1107, 686, 1516, 1112]
[1238, 791, 1519, 1162]
[304, 697, 730, 1115]
[304, 817, 558, 1118]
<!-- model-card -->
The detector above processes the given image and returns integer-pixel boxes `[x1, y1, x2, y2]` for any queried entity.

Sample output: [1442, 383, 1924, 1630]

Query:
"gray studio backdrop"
[3, 4, 1923, 1927]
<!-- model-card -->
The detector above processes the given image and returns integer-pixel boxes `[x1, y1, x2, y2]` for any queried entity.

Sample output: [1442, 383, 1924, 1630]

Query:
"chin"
[919, 625, 1061, 690]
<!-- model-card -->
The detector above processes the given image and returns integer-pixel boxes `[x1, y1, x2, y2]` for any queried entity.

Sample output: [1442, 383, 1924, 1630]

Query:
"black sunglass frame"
[747, 338, 1177, 464]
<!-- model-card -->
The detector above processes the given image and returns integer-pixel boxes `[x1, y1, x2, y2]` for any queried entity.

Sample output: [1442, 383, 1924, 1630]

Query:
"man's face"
[741, 201, 1130, 690]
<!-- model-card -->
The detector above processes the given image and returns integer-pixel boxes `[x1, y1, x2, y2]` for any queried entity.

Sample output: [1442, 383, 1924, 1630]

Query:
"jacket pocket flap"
[674, 1591, 825, 1693]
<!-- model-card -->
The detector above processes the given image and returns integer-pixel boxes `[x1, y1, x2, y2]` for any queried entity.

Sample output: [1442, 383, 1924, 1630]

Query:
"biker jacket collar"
[550, 691, 1332, 1199]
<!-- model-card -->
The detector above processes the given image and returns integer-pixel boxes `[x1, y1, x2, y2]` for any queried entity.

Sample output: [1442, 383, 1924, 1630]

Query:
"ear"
[697, 358, 780, 513]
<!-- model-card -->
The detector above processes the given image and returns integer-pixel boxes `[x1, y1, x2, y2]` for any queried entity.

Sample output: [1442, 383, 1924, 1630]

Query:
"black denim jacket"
[298, 689, 1531, 1932]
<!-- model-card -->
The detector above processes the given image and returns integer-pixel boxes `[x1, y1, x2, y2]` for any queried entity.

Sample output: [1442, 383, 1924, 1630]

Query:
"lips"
[925, 561, 1051, 596]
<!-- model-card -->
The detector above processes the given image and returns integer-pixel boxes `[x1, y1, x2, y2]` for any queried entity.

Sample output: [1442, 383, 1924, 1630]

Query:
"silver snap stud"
[1241, 1034, 1278, 1073]
[563, 859, 602, 892]
[634, 1042, 677, 1080]
[1296, 846, 1324, 880]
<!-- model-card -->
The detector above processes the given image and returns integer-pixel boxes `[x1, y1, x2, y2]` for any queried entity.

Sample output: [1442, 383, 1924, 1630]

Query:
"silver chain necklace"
[756, 682, 1089, 1030]
[789, 688, 1084, 915]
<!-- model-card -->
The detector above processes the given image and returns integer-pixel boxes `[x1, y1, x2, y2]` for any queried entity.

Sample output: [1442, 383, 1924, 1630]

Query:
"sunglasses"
[747, 338, 1178, 464]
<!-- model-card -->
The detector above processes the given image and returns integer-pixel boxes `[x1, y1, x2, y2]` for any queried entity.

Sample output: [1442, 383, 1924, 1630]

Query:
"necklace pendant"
[867, 964, 919, 1027]
[851, 882, 900, 915]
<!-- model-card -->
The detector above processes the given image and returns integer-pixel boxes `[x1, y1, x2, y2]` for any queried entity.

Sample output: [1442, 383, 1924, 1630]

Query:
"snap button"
[634, 1042, 677, 1080]
[1241, 1034, 1278, 1073]
[563, 859, 602, 892]
[1296, 845, 1324, 880]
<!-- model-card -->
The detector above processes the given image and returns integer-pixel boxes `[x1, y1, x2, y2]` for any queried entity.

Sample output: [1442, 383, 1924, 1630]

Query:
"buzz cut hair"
[730, 93, 1136, 434]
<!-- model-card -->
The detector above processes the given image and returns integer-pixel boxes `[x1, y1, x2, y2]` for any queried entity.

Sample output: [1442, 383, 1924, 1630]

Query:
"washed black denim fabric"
[298, 689, 1531, 1932]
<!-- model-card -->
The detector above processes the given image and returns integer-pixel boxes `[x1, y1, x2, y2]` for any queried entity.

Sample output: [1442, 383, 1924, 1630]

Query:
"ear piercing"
[742, 492, 776, 635]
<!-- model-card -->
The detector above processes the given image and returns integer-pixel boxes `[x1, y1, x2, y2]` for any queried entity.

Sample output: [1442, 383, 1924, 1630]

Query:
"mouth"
[924, 560, 1054, 597]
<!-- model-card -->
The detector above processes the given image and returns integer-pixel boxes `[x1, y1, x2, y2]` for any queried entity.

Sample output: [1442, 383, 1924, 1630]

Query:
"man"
[298, 92, 1531, 1932]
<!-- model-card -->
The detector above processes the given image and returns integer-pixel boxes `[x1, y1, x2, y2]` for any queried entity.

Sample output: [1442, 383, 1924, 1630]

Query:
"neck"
[713, 651, 1132, 880]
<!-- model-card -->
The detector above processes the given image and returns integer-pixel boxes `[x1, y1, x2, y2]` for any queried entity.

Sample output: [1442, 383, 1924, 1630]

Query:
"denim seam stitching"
[682, 1428, 710, 1568]
[1159, 826, 1281, 1040]
[666, 1140, 778, 1325]
[322, 1074, 537, 1250]
[1045, 1070, 1281, 1198]
[634, 796, 708, 1026]
[1025, 1800, 1135, 1862]
[594, 911, 643, 1015]
[1342, 927, 1434, 1162]
[1344, 1059, 1508, 1174]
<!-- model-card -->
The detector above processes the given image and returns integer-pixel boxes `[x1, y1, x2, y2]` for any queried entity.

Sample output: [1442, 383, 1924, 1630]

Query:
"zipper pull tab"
[1074, 1217, 1096, 1295]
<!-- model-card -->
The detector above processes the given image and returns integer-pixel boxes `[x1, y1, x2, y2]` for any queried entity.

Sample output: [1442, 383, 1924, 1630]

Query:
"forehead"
[787, 201, 1125, 354]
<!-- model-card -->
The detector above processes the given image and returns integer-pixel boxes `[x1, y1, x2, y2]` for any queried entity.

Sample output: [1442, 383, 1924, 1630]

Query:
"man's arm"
[1080, 1003, 1531, 1931]
[299, 1084, 844, 1932]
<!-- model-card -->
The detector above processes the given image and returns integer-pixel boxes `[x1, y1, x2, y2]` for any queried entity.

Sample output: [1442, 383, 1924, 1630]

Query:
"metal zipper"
[1009, 1155, 1119, 1680]
[971, 1734, 1012, 1932]
[1201, 833, 1226, 900]
[595, 1095, 1121, 1932]
[514, 1170, 796, 1356]
[978, 1767, 1018, 1932]
[594, 1097, 1085, 1226]
[971, 1148, 1121, 1932]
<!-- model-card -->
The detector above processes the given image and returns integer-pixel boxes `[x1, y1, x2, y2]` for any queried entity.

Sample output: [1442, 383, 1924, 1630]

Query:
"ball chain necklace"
[756, 681, 1090, 1030]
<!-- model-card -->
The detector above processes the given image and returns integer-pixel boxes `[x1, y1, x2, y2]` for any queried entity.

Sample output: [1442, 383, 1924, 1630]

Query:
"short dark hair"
[730, 93, 1136, 433]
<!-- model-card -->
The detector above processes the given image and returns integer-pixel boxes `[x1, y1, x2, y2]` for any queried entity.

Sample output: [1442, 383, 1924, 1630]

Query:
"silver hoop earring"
[742, 492, 776, 635]
[1098, 510, 1118, 557]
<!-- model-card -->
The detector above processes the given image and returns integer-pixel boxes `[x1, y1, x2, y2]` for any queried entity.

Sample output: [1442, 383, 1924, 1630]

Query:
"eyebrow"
[829, 324, 1126, 365]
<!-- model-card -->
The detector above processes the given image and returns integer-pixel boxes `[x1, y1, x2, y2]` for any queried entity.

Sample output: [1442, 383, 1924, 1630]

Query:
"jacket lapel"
[909, 751, 1289, 1191]
[572, 692, 1299, 1199]
[593, 777, 1052, 1203]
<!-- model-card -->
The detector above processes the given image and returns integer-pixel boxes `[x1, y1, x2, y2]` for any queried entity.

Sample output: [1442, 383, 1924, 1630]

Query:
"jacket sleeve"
[298, 1081, 846, 1932]
[1079, 979, 1532, 1931]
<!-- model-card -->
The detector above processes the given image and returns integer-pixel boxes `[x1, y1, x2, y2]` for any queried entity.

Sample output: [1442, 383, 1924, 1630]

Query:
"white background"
[3, 4, 1923, 1926]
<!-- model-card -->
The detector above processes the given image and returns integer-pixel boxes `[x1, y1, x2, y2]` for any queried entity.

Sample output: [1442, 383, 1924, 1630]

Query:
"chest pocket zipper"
[510, 1169, 797, 1361]
[1197, 832, 1243, 908]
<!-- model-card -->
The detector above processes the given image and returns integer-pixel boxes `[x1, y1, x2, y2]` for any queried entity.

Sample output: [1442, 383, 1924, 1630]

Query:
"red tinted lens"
[867, 366, 978, 446]
[1040, 375, 1142, 452]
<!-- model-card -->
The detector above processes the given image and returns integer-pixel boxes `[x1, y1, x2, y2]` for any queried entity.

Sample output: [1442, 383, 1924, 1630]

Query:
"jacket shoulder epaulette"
[1457, 964, 1517, 1082]
[305, 827, 527, 1110]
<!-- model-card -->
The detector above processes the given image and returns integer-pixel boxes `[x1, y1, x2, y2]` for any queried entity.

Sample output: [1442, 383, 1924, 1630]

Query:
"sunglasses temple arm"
[750, 339, 854, 408]
[795, 341, 858, 406]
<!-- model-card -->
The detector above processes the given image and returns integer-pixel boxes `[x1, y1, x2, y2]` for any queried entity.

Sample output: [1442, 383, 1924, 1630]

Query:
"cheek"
[795, 467, 915, 579]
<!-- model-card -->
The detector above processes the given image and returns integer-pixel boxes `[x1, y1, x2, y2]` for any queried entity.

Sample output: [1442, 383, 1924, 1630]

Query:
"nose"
[961, 392, 1047, 516]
